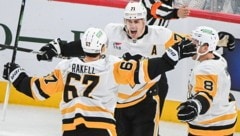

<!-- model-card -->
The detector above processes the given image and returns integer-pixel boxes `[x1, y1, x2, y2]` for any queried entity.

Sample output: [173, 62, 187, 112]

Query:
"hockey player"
[177, 26, 237, 136]
[3, 27, 195, 136]
[35, 2, 235, 136]
[36, 2, 191, 136]
[140, 0, 190, 123]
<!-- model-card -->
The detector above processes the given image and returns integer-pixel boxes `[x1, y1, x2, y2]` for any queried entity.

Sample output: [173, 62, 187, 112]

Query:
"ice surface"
[0, 104, 239, 136]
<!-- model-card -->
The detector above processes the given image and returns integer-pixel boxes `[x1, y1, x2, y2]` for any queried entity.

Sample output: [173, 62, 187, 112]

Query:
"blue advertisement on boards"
[224, 39, 240, 92]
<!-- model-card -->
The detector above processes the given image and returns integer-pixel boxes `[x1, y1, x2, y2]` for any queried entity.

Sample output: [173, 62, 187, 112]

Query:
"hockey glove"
[162, 39, 196, 66]
[177, 100, 199, 122]
[122, 52, 145, 61]
[176, 39, 197, 59]
[218, 31, 235, 51]
[37, 38, 63, 61]
[3, 62, 28, 89]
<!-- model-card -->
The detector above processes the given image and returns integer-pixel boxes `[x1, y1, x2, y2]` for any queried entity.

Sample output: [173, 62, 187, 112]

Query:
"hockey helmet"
[191, 26, 219, 52]
[81, 27, 107, 54]
[124, 2, 147, 20]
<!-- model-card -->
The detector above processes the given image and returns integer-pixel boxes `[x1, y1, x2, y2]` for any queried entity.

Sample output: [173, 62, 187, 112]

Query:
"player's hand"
[165, 39, 196, 62]
[37, 38, 63, 61]
[177, 6, 190, 18]
[3, 62, 28, 88]
[218, 31, 235, 51]
[122, 52, 144, 61]
[179, 39, 197, 58]
[177, 100, 198, 122]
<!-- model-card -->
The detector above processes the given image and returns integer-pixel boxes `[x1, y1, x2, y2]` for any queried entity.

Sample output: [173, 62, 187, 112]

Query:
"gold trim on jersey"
[31, 70, 64, 100]
[61, 103, 114, 115]
[62, 117, 117, 136]
[164, 33, 176, 49]
[164, 33, 186, 48]
[117, 82, 156, 100]
[153, 95, 160, 136]
[189, 124, 236, 136]
[142, 59, 151, 82]
[116, 95, 147, 108]
[113, 60, 138, 87]
[199, 113, 237, 125]
[116, 82, 157, 108]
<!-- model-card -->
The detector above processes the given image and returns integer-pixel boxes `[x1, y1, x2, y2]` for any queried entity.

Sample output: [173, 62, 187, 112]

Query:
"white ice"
[0, 104, 239, 136]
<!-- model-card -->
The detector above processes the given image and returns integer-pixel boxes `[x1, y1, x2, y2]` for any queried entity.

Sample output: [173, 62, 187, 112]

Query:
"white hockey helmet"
[191, 26, 219, 52]
[81, 27, 107, 54]
[124, 2, 147, 20]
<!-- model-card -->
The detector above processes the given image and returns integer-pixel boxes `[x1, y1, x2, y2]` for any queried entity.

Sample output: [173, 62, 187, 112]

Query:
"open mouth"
[130, 30, 137, 36]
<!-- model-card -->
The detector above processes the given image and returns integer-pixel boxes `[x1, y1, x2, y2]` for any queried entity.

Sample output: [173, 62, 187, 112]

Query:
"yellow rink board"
[0, 81, 239, 132]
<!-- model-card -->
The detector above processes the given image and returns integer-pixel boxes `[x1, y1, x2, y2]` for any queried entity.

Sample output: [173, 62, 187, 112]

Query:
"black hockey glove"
[218, 31, 235, 51]
[177, 100, 198, 122]
[37, 38, 63, 61]
[176, 39, 197, 59]
[3, 62, 28, 89]
[162, 39, 196, 65]
[122, 52, 144, 61]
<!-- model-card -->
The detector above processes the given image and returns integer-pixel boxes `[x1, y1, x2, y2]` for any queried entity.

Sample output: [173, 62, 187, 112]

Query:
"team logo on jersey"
[113, 42, 122, 50]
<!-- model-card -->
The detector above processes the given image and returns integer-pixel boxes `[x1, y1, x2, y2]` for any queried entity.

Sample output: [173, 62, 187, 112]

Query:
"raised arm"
[141, 0, 190, 20]
[37, 39, 85, 61]
[2, 63, 64, 100]
[114, 39, 196, 86]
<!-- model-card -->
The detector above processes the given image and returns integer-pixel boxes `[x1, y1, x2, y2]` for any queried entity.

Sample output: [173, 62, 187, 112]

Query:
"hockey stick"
[0, 36, 226, 53]
[0, 43, 67, 59]
[0, 43, 40, 54]
[2, 0, 26, 121]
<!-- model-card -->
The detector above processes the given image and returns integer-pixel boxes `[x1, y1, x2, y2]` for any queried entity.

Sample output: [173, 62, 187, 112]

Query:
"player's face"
[124, 18, 145, 40]
[101, 44, 107, 54]
[192, 39, 208, 61]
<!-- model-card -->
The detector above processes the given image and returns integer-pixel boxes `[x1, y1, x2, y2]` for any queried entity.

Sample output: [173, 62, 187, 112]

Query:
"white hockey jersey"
[31, 56, 121, 133]
[104, 23, 184, 107]
[187, 52, 237, 135]
[21, 54, 173, 133]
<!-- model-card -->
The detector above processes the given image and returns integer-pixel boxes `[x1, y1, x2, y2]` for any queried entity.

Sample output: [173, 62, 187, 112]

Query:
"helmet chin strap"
[195, 45, 209, 61]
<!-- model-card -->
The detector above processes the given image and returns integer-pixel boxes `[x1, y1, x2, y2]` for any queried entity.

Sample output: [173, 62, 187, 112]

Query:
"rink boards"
[0, 0, 240, 132]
